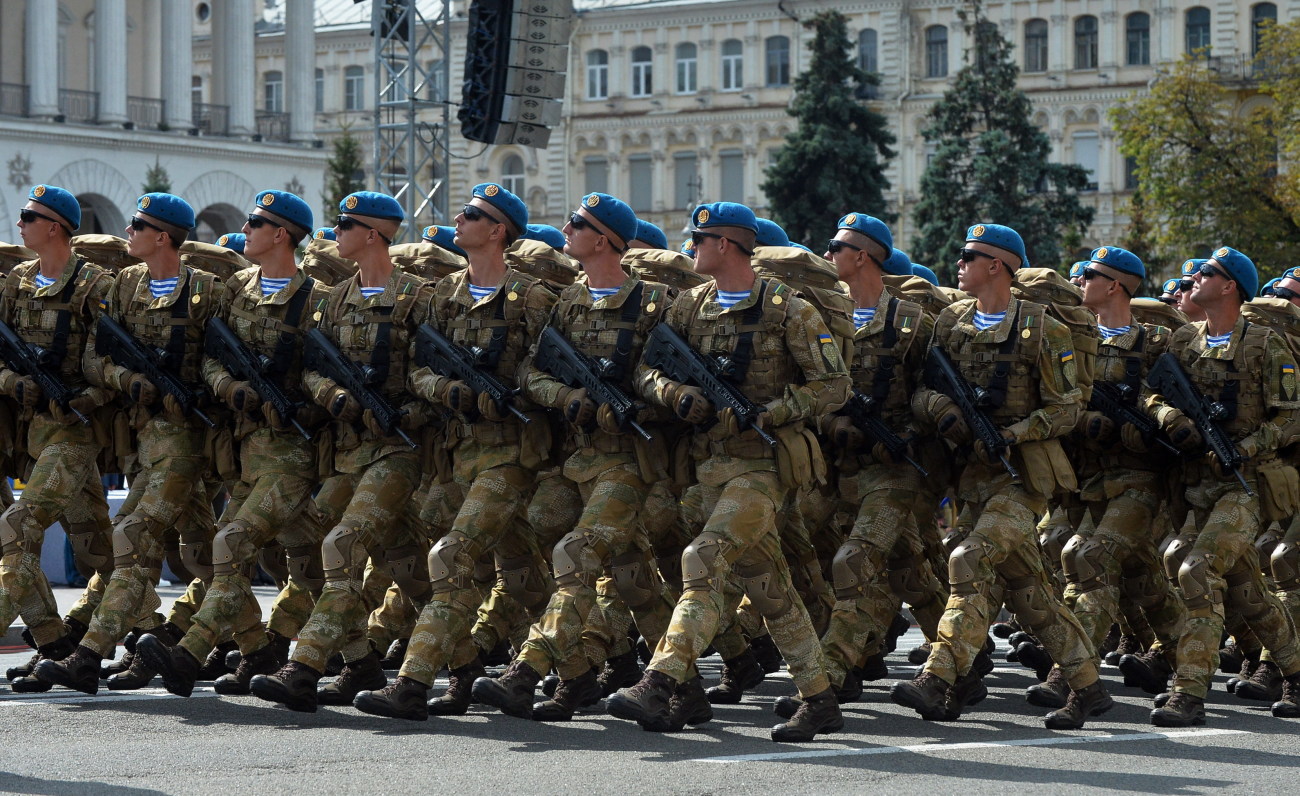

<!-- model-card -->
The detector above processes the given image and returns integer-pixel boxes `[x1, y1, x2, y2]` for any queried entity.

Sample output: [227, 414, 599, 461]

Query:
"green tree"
[911, 4, 1094, 284]
[324, 127, 366, 218]
[761, 9, 895, 246]
[142, 157, 171, 194]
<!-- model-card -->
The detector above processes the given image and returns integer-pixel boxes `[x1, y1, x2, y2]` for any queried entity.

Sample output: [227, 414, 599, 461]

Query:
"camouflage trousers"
[1171, 477, 1300, 698]
[649, 469, 830, 697]
[290, 451, 424, 672]
[924, 485, 1099, 690]
[1062, 482, 1186, 656]
[780, 483, 838, 637]
[0, 437, 111, 646]
[519, 461, 673, 680]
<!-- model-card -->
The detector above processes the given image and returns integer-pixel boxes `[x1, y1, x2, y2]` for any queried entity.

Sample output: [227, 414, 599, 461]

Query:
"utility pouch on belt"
[206, 426, 239, 482]
[1257, 456, 1299, 523]
[775, 424, 825, 490]
[1015, 438, 1077, 498]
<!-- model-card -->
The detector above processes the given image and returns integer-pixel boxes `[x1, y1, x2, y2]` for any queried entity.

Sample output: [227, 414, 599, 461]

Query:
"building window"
[765, 35, 790, 86]
[925, 26, 948, 78]
[191, 75, 203, 104]
[1126, 13, 1150, 66]
[1186, 7, 1211, 56]
[628, 155, 653, 212]
[630, 46, 652, 97]
[675, 43, 698, 94]
[344, 65, 365, 110]
[1074, 16, 1098, 69]
[674, 152, 699, 208]
[428, 60, 447, 103]
[858, 29, 878, 73]
[1073, 132, 1099, 191]
[721, 39, 743, 91]
[719, 149, 744, 203]
[586, 49, 609, 100]
[584, 157, 609, 194]
[263, 70, 283, 112]
[1124, 156, 1140, 190]
[1024, 19, 1048, 73]
[501, 154, 525, 198]
[314, 68, 324, 112]
[1253, 3, 1277, 55]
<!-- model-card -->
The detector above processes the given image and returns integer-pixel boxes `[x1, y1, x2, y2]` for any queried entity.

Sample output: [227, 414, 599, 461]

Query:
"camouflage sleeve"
[521, 302, 569, 409]
[76, 270, 115, 407]
[1246, 332, 1300, 456]
[1004, 314, 1083, 443]
[202, 278, 239, 398]
[766, 296, 851, 427]
[302, 283, 343, 406]
[515, 282, 558, 401]
[634, 293, 691, 410]
[899, 310, 936, 434]
[86, 270, 134, 394]
[0, 271, 19, 395]
[406, 283, 445, 405]
[1144, 324, 1197, 427]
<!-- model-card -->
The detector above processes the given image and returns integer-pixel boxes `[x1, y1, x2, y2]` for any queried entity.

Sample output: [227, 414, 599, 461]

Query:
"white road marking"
[0, 687, 220, 706]
[692, 728, 1249, 763]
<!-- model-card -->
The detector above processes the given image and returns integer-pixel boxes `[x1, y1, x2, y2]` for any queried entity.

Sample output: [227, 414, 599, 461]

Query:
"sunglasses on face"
[568, 213, 591, 231]
[1178, 279, 1194, 292]
[129, 216, 164, 234]
[246, 213, 283, 231]
[462, 204, 503, 226]
[1082, 266, 1115, 282]
[958, 248, 995, 264]
[1198, 262, 1230, 280]
[690, 231, 723, 246]
[334, 214, 391, 244]
[1274, 286, 1300, 301]
[826, 239, 862, 256]
[19, 208, 60, 226]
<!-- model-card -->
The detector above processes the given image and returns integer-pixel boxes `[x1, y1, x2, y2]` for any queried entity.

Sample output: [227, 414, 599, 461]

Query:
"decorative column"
[26, 0, 60, 118]
[161, 0, 193, 129]
[95, 0, 129, 125]
[285, 0, 316, 142]
[223, 0, 257, 137]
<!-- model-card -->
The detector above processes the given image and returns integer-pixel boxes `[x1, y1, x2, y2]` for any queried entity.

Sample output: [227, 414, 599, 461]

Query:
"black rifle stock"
[94, 314, 215, 428]
[0, 317, 90, 424]
[922, 346, 1019, 479]
[205, 317, 310, 439]
[533, 326, 651, 441]
[843, 389, 928, 476]
[1088, 379, 1179, 455]
[1146, 352, 1252, 495]
[302, 327, 416, 449]
[641, 323, 777, 447]
[412, 323, 531, 425]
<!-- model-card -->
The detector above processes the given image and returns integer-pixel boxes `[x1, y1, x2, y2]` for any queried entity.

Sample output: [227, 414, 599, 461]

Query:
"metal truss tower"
[370, 0, 452, 241]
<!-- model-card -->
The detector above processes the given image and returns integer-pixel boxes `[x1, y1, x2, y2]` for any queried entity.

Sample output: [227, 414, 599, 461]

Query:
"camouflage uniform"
[635, 279, 851, 697]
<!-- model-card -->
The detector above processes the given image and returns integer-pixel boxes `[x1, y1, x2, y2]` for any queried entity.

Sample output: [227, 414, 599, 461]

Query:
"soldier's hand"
[225, 380, 261, 413]
[1165, 412, 1203, 452]
[595, 403, 625, 435]
[439, 379, 475, 414]
[1119, 423, 1150, 453]
[127, 373, 158, 406]
[872, 434, 915, 465]
[398, 401, 430, 431]
[667, 383, 712, 424]
[326, 387, 361, 422]
[558, 387, 596, 429]
[361, 408, 387, 437]
[161, 394, 186, 422]
[718, 407, 768, 437]
[49, 392, 97, 425]
[261, 401, 293, 431]
[932, 396, 971, 445]
[823, 415, 864, 450]
[972, 429, 1015, 466]
[1082, 411, 1116, 441]
[11, 376, 42, 409]
[477, 391, 514, 422]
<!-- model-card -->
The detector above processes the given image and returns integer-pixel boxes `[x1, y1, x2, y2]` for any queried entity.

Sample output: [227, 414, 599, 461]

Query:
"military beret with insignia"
[690, 201, 758, 252]
[836, 212, 892, 255]
[471, 182, 527, 235]
[253, 190, 313, 237]
[339, 191, 403, 221]
[576, 192, 636, 250]
[1090, 245, 1144, 280]
[1069, 260, 1089, 280]
[313, 227, 336, 241]
[966, 222, 1027, 269]
[1161, 278, 1182, 296]
[136, 192, 196, 239]
[28, 184, 80, 231]
[680, 238, 696, 258]
[1181, 258, 1207, 277]
[1208, 245, 1258, 301]
[1261, 277, 1281, 297]
[422, 224, 466, 257]
[217, 232, 246, 254]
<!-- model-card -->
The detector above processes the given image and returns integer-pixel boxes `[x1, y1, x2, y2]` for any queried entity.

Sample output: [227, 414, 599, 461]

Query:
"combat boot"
[1044, 681, 1114, 730]
[1270, 672, 1300, 718]
[532, 668, 603, 722]
[1014, 641, 1054, 682]
[942, 672, 989, 721]
[907, 641, 932, 665]
[990, 619, 1020, 639]
[596, 649, 642, 696]
[607, 669, 676, 731]
[1218, 642, 1246, 675]
[1098, 623, 1120, 661]
[101, 630, 139, 679]
[665, 675, 713, 730]
[428, 656, 485, 716]
[836, 667, 865, 704]
[974, 637, 996, 677]
[317, 650, 387, 706]
[215, 641, 285, 696]
[353, 675, 429, 721]
[225, 648, 242, 671]
[380, 638, 408, 671]
[1227, 658, 1257, 694]
[1234, 660, 1283, 702]
[750, 634, 783, 673]
[1025, 666, 1070, 709]
[1118, 648, 1174, 695]
[705, 649, 765, 705]
[1105, 634, 1143, 667]
[197, 641, 238, 680]
[1150, 691, 1205, 726]
[137, 634, 201, 698]
[890, 671, 950, 721]
[473, 660, 542, 718]
[771, 688, 843, 742]
[34, 645, 102, 694]
[860, 651, 889, 682]
[6, 649, 39, 682]
[249, 661, 322, 712]
[8, 633, 75, 682]
[105, 651, 156, 690]
[885, 613, 911, 654]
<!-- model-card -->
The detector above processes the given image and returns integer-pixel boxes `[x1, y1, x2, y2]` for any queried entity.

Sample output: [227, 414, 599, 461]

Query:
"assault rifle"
[641, 323, 776, 447]
[1146, 352, 1252, 495]
[842, 390, 928, 476]
[0, 318, 89, 424]
[922, 346, 1019, 479]
[533, 326, 651, 441]
[205, 316, 310, 439]
[1088, 380, 1178, 456]
[302, 328, 416, 448]
[95, 314, 215, 428]
[412, 323, 530, 424]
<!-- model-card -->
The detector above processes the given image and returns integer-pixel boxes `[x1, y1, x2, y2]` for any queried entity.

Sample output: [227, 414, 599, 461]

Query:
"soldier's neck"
[259, 248, 298, 280]
[1094, 301, 1132, 330]
[34, 242, 73, 279]
[972, 286, 1011, 316]
[145, 251, 181, 280]
[1203, 303, 1241, 338]
[582, 254, 625, 290]
[843, 272, 883, 309]
[465, 250, 507, 288]
[711, 265, 756, 295]
[355, 253, 393, 288]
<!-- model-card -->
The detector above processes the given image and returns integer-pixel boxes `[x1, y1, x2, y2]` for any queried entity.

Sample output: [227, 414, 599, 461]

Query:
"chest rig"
[436, 270, 541, 388]
[8, 259, 92, 378]
[684, 280, 793, 405]
[850, 295, 923, 418]
[558, 281, 661, 387]
[120, 266, 209, 382]
[939, 298, 1047, 422]
[326, 272, 422, 398]
[1174, 321, 1270, 433]
[227, 272, 317, 395]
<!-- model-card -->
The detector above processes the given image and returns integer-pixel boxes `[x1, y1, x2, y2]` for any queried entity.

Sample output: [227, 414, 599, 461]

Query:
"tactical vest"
[848, 295, 925, 426]
[682, 280, 794, 407]
[1012, 268, 1098, 402]
[116, 265, 216, 385]
[4, 259, 108, 388]
[432, 268, 544, 391]
[224, 268, 325, 401]
[936, 297, 1049, 423]
[553, 278, 668, 391]
[1169, 319, 1271, 439]
[324, 270, 424, 400]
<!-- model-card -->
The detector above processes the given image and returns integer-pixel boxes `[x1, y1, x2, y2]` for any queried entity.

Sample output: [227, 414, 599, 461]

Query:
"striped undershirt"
[1206, 331, 1233, 348]
[467, 284, 495, 302]
[1098, 324, 1132, 339]
[588, 286, 619, 302]
[149, 277, 178, 298]
[852, 307, 877, 329]
[33, 273, 55, 289]
[972, 310, 1006, 331]
[715, 289, 750, 309]
[260, 276, 291, 296]
[359, 286, 386, 298]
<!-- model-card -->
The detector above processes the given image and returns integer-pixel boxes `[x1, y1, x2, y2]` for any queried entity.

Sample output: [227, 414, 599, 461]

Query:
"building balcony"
[58, 89, 98, 124]
[255, 111, 290, 142]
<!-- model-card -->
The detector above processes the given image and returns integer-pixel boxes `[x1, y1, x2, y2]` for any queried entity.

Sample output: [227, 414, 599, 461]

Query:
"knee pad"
[1061, 535, 1110, 592]
[831, 539, 872, 600]
[384, 544, 430, 598]
[0, 503, 39, 556]
[1004, 574, 1053, 628]
[609, 549, 659, 610]
[1039, 523, 1072, 568]
[947, 538, 990, 597]
[551, 530, 594, 590]
[1162, 534, 1195, 583]
[1271, 541, 1300, 592]
[427, 531, 474, 588]
[1176, 552, 1218, 611]
[320, 524, 367, 579]
[681, 532, 725, 592]
[888, 560, 941, 608]
[285, 544, 325, 592]
[1120, 565, 1164, 611]
[179, 540, 214, 583]
[497, 554, 550, 611]
[258, 543, 289, 587]
[63, 520, 111, 573]
[733, 559, 794, 620]
[112, 514, 158, 570]
[1226, 569, 1270, 621]
[212, 521, 254, 578]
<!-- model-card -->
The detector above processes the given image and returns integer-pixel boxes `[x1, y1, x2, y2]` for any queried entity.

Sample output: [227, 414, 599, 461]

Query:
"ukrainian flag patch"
[1284, 364, 1295, 375]
[818, 332, 833, 345]
[1060, 350, 1074, 365]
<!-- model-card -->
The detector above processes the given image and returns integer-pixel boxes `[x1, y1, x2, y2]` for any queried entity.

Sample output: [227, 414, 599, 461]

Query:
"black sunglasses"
[462, 204, 503, 226]
[690, 231, 724, 246]
[19, 208, 61, 226]
[1178, 279, 1194, 292]
[568, 213, 592, 232]
[958, 248, 995, 264]
[1274, 286, 1300, 301]
[826, 239, 862, 255]
[246, 213, 284, 231]
[1081, 266, 1115, 282]
[130, 216, 165, 234]
[1198, 262, 1230, 281]
[334, 214, 391, 244]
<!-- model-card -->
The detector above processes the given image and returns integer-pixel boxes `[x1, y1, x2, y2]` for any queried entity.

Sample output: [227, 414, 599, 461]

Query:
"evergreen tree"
[324, 127, 366, 218]
[911, 3, 1093, 284]
[762, 9, 895, 247]
[142, 157, 171, 194]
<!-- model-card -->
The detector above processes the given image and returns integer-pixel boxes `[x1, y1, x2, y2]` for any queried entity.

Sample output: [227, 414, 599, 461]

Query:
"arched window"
[314, 68, 324, 112]
[1186, 7, 1211, 56]
[1024, 19, 1048, 72]
[721, 39, 743, 91]
[501, 154, 525, 198]
[585, 49, 609, 100]
[1253, 3, 1277, 55]
[1126, 13, 1150, 66]
[858, 29, 878, 73]
[765, 35, 790, 86]
[675, 42, 698, 94]
[263, 70, 283, 112]
[925, 26, 947, 78]
[344, 65, 365, 110]
[630, 46, 652, 97]
[1074, 16, 1098, 69]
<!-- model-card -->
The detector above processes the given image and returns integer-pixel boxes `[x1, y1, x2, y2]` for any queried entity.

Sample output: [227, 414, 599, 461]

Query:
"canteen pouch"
[1014, 438, 1077, 498]
[1257, 457, 1300, 524]
[775, 424, 825, 490]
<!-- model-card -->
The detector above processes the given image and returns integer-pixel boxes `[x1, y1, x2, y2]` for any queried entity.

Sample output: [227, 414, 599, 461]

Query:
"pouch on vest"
[518, 410, 553, 471]
[1257, 456, 1300, 524]
[1013, 268, 1098, 402]
[206, 425, 239, 483]
[775, 424, 826, 490]
[1014, 438, 1077, 498]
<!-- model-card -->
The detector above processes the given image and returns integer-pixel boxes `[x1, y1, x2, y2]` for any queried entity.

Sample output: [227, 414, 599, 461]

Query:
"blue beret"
[790, 242, 813, 253]
[836, 212, 892, 254]
[1090, 245, 1144, 280]
[1209, 245, 1258, 300]
[312, 227, 336, 241]
[1160, 278, 1181, 295]
[912, 263, 940, 286]
[1261, 277, 1282, 297]
[634, 219, 668, 250]
[471, 183, 527, 235]
[1180, 258, 1207, 277]
[577, 192, 636, 249]
[254, 190, 313, 236]
[216, 233, 246, 254]
[691, 202, 758, 233]
[965, 223, 1027, 269]
[679, 238, 696, 258]
[754, 218, 790, 248]
[137, 193, 195, 232]
[340, 191, 403, 221]
[1068, 261, 1089, 279]
[422, 225, 466, 257]
[522, 223, 566, 251]
[882, 248, 912, 277]
[28, 184, 80, 231]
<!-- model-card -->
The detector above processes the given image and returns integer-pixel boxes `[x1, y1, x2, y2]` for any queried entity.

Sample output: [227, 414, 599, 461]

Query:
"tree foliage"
[762, 9, 895, 247]
[141, 157, 171, 194]
[911, 3, 1093, 284]
[324, 127, 366, 219]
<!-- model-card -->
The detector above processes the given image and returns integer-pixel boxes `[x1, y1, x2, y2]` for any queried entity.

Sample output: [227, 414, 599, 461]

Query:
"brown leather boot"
[1119, 647, 1174, 695]
[890, 671, 950, 720]
[472, 659, 542, 718]
[1271, 671, 1300, 718]
[532, 668, 602, 722]
[318, 650, 387, 706]
[1234, 660, 1284, 702]
[666, 675, 713, 730]
[1044, 681, 1113, 729]
[705, 648, 765, 705]
[353, 675, 429, 721]
[427, 656, 485, 716]
[1026, 666, 1070, 709]
[249, 661, 322, 712]
[214, 640, 284, 696]
[596, 649, 643, 696]
[137, 633, 201, 698]
[771, 688, 843, 742]
[1150, 690, 1205, 726]
[33, 645, 102, 694]
[607, 669, 676, 731]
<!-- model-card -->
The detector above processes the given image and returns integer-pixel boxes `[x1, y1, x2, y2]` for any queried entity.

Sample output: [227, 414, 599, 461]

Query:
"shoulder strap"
[605, 281, 645, 381]
[266, 277, 315, 384]
[728, 280, 769, 384]
[45, 259, 86, 368]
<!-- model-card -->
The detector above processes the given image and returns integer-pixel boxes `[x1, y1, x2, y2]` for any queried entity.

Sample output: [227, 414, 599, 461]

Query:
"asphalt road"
[1, 594, 1296, 795]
